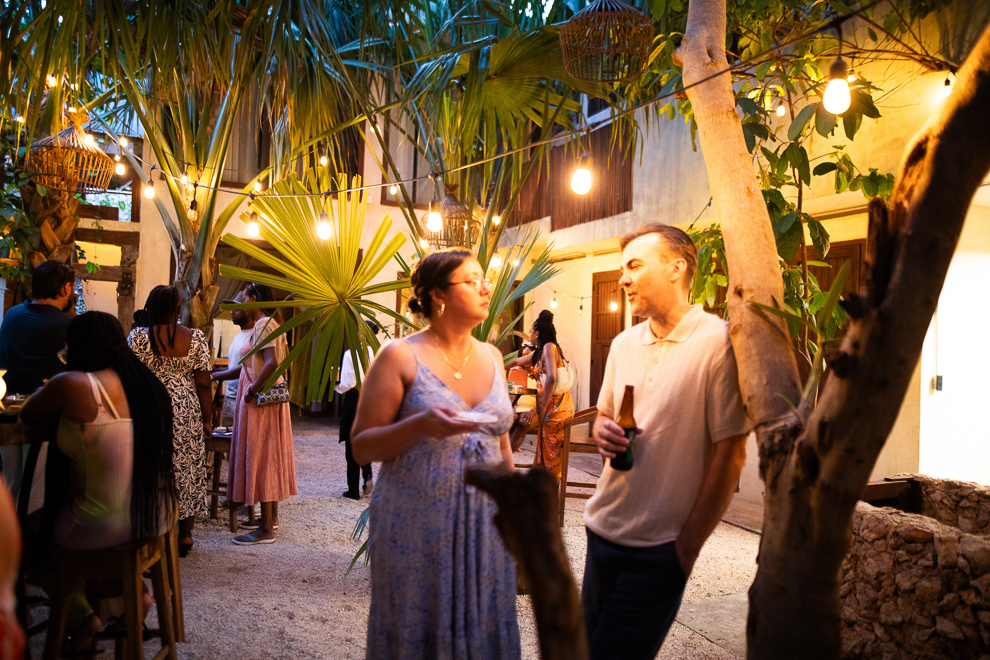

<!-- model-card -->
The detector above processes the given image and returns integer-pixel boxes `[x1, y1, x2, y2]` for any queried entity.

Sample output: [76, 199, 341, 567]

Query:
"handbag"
[542, 360, 576, 396]
[256, 380, 290, 407]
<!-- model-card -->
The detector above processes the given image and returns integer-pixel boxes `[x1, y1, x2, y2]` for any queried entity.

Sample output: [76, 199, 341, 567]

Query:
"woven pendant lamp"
[559, 0, 654, 83]
[423, 184, 482, 250]
[27, 124, 114, 193]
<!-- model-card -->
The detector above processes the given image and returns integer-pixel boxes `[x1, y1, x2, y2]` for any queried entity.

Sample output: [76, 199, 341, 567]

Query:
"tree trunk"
[464, 467, 588, 660]
[676, 0, 990, 657]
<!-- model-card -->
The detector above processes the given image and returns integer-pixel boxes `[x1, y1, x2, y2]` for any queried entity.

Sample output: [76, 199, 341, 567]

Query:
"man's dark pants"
[340, 389, 372, 495]
[582, 528, 687, 659]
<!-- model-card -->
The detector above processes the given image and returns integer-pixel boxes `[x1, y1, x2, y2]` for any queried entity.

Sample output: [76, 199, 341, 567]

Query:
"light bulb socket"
[189, 199, 198, 211]
[829, 57, 848, 81]
[250, 212, 258, 221]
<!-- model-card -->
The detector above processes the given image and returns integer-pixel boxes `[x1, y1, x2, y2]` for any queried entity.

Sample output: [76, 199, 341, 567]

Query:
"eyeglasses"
[447, 278, 492, 293]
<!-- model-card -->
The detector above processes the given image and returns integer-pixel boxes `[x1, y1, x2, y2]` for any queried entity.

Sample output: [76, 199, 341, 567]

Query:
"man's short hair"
[619, 223, 698, 284]
[31, 261, 76, 300]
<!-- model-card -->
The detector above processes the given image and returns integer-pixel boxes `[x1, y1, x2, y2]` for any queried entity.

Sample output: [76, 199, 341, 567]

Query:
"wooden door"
[590, 270, 625, 407]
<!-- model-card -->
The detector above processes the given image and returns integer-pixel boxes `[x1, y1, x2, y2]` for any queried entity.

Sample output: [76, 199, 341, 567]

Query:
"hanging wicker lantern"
[27, 125, 115, 193]
[421, 184, 482, 250]
[559, 0, 653, 83]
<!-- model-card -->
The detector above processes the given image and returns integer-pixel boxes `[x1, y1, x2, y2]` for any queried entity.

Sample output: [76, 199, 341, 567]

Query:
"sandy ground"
[32, 418, 759, 659]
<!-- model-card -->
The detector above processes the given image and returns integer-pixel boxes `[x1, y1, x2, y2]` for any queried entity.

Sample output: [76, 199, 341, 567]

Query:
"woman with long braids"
[352, 249, 519, 659]
[20, 311, 175, 649]
[227, 282, 296, 545]
[128, 285, 212, 556]
[505, 309, 575, 476]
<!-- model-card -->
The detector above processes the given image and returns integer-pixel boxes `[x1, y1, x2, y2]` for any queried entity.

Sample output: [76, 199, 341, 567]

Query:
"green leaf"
[788, 104, 817, 141]
[850, 91, 881, 119]
[755, 60, 773, 81]
[742, 125, 756, 153]
[815, 104, 837, 137]
[796, 147, 811, 186]
[807, 216, 830, 258]
[814, 261, 850, 331]
[842, 111, 863, 140]
[737, 97, 763, 116]
[813, 162, 838, 176]
[775, 213, 803, 260]
[867, 27, 878, 42]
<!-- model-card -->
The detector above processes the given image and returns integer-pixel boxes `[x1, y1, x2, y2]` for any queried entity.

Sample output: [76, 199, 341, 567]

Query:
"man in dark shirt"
[0, 261, 76, 394]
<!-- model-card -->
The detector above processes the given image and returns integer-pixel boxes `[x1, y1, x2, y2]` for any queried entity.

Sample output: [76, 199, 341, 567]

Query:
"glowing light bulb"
[254, 181, 263, 193]
[427, 210, 443, 233]
[46, 75, 57, 87]
[119, 137, 128, 147]
[180, 174, 188, 185]
[550, 297, 558, 309]
[776, 104, 786, 117]
[115, 163, 125, 176]
[246, 212, 261, 237]
[389, 185, 398, 195]
[419, 238, 429, 250]
[491, 215, 501, 226]
[143, 184, 155, 199]
[187, 203, 198, 224]
[319, 155, 328, 167]
[570, 166, 592, 195]
[67, 107, 76, 113]
[15, 116, 24, 123]
[822, 58, 851, 115]
[512, 259, 520, 267]
[942, 77, 953, 99]
[490, 254, 502, 270]
[847, 73, 857, 83]
[317, 211, 332, 240]
[609, 301, 619, 312]
[84, 134, 96, 146]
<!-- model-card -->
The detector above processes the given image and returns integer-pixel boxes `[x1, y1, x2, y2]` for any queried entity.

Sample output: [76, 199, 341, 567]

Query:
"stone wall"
[841, 503, 990, 658]
[913, 475, 990, 535]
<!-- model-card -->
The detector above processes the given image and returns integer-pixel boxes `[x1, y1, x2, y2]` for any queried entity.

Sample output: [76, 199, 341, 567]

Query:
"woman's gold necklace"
[432, 332, 474, 380]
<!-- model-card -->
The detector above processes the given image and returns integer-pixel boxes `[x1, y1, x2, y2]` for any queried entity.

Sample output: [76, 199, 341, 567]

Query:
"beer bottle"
[610, 385, 636, 471]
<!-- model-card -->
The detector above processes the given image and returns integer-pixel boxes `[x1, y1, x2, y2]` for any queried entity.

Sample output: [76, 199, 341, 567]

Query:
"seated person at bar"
[20, 311, 175, 651]
[0, 260, 76, 395]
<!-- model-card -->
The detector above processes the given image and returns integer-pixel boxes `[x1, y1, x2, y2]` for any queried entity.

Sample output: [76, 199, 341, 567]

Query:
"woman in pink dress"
[228, 283, 296, 545]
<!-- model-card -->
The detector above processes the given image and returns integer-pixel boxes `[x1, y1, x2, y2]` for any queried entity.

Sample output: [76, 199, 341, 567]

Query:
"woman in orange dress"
[506, 310, 574, 477]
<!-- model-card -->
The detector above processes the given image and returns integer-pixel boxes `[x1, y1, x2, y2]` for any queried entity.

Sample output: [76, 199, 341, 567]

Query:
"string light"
[115, 162, 125, 176]
[254, 181, 263, 193]
[46, 74, 57, 87]
[143, 183, 155, 199]
[426, 202, 443, 233]
[187, 199, 199, 224]
[942, 75, 953, 99]
[319, 154, 328, 167]
[317, 211, 333, 240]
[570, 154, 592, 195]
[419, 238, 429, 249]
[492, 214, 501, 226]
[180, 173, 188, 185]
[823, 56, 851, 114]
[578, 301, 584, 316]
[67, 106, 76, 114]
[84, 134, 97, 147]
[119, 137, 128, 148]
[776, 103, 786, 117]
[389, 185, 398, 195]
[15, 116, 24, 123]
[550, 295, 558, 309]
[609, 301, 619, 312]
[247, 212, 260, 237]
[490, 254, 503, 270]
[512, 258, 520, 267]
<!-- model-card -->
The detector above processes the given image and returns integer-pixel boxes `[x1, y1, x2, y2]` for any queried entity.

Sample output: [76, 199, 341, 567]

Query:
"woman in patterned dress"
[227, 283, 296, 545]
[129, 285, 213, 555]
[352, 249, 520, 659]
[505, 310, 575, 477]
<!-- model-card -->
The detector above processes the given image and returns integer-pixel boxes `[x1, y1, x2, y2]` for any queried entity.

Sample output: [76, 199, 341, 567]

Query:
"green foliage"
[0, 162, 34, 281]
[220, 173, 408, 404]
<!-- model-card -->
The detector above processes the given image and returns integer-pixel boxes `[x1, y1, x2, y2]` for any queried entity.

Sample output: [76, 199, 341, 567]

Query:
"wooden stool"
[43, 535, 177, 660]
[205, 435, 238, 533]
[162, 527, 185, 643]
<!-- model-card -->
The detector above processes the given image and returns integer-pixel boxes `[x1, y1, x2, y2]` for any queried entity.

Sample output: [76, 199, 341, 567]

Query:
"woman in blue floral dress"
[353, 249, 520, 659]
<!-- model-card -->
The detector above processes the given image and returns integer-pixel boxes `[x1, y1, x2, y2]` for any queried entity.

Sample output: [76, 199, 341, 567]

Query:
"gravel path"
[34, 419, 759, 659]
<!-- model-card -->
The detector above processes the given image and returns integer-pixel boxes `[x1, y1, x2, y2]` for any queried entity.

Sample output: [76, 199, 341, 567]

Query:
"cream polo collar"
[638, 304, 706, 345]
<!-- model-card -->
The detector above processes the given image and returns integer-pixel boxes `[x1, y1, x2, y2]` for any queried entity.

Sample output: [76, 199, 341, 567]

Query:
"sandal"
[239, 518, 279, 530]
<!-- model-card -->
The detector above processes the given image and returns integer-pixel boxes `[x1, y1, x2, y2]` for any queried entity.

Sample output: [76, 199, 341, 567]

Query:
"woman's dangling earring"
[439, 303, 445, 317]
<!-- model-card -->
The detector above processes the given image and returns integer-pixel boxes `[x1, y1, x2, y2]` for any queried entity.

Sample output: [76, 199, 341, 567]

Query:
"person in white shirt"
[211, 290, 253, 427]
[335, 320, 382, 499]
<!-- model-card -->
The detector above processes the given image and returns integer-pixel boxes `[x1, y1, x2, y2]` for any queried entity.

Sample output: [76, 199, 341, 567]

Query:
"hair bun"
[539, 309, 554, 323]
[407, 296, 423, 315]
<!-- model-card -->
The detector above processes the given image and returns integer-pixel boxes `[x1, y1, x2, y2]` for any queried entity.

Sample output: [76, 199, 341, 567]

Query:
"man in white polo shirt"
[583, 222, 750, 659]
